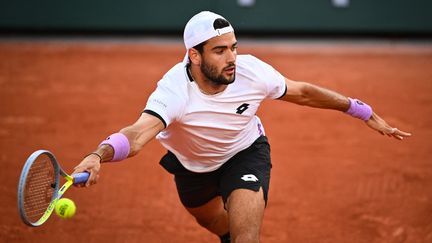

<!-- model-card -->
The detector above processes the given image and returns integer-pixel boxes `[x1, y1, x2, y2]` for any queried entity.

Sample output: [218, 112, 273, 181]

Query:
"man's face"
[199, 32, 238, 85]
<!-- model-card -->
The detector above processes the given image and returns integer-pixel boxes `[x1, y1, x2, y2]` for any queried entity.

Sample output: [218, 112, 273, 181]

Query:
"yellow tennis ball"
[55, 198, 76, 219]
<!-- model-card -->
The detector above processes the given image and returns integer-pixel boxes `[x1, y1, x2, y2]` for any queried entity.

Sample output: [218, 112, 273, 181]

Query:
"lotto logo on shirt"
[236, 103, 250, 114]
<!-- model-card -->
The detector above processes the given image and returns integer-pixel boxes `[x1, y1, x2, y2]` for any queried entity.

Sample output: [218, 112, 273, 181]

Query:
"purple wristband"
[345, 98, 373, 121]
[99, 133, 130, 162]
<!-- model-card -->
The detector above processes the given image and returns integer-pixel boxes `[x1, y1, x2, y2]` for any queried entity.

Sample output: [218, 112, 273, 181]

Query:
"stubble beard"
[200, 59, 236, 86]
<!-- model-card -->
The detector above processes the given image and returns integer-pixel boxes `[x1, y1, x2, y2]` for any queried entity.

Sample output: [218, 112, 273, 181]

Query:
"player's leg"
[159, 151, 230, 240]
[226, 188, 265, 243]
[219, 136, 272, 243]
[186, 196, 229, 237]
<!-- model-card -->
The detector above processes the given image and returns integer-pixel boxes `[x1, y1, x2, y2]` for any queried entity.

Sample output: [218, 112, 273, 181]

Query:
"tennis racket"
[17, 150, 89, 227]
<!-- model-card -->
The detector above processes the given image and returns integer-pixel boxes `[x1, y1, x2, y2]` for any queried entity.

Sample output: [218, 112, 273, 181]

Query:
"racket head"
[17, 150, 61, 226]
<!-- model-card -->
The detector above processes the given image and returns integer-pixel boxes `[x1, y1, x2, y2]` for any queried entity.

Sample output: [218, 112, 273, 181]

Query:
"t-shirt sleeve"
[143, 81, 184, 128]
[250, 55, 287, 99]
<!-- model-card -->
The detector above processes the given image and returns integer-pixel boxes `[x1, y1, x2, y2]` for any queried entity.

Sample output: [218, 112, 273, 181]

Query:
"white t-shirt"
[145, 54, 286, 172]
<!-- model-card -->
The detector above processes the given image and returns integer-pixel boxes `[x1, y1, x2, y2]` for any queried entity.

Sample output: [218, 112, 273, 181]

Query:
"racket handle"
[72, 172, 90, 184]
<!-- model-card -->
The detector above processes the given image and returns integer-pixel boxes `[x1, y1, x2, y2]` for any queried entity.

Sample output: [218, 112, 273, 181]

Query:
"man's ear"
[188, 48, 201, 65]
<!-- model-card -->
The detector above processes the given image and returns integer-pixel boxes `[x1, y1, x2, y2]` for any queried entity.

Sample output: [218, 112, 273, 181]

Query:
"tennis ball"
[55, 198, 76, 219]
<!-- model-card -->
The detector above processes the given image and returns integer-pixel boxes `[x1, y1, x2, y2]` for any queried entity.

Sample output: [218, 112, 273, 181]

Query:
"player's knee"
[195, 215, 220, 230]
[232, 231, 259, 243]
[195, 216, 211, 228]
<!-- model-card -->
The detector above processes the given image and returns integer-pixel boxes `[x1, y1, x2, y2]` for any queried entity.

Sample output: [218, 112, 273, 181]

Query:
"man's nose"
[226, 49, 236, 63]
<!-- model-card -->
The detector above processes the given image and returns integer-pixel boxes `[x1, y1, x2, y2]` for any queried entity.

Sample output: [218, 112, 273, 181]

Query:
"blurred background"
[1, 0, 431, 37]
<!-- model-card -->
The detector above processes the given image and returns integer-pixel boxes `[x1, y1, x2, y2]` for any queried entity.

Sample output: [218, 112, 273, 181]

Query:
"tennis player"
[73, 11, 411, 243]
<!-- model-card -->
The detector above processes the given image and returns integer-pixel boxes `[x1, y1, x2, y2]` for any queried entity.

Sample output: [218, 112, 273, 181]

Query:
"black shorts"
[159, 136, 272, 208]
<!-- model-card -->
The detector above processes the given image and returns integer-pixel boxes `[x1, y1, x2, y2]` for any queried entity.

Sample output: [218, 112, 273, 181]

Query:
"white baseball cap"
[183, 11, 234, 62]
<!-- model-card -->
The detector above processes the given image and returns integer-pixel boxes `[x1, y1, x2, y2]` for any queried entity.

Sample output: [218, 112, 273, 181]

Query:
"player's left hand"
[365, 112, 411, 140]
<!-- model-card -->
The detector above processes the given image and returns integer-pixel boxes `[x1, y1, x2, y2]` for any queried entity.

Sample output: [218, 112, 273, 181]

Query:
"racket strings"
[23, 155, 56, 223]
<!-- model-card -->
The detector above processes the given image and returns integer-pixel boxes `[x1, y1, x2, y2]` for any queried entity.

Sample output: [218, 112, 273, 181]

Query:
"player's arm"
[97, 112, 164, 159]
[279, 78, 349, 111]
[279, 77, 411, 140]
[73, 112, 164, 186]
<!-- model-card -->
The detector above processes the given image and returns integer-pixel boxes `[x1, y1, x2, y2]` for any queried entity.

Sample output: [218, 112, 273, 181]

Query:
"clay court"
[0, 39, 431, 242]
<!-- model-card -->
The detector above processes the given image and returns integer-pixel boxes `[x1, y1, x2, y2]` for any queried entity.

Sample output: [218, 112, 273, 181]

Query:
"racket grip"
[73, 172, 90, 184]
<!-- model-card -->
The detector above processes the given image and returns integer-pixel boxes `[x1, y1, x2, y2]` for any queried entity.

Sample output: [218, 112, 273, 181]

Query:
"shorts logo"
[236, 103, 250, 114]
[241, 174, 259, 182]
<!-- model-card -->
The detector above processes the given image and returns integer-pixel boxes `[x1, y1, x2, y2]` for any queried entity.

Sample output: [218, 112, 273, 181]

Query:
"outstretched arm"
[279, 78, 411, 140]
[73, 113, 165, 186]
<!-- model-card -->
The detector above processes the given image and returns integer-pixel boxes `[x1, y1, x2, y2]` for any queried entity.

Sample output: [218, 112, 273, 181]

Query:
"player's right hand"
[72, 153, 101, 187]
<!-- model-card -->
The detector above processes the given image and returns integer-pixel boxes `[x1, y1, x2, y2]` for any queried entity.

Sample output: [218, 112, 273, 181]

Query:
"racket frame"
[18, 150, 76, 227]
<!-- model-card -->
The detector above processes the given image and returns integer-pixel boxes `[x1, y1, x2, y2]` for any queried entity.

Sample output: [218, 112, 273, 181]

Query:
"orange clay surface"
[0, 40, 431, 243]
